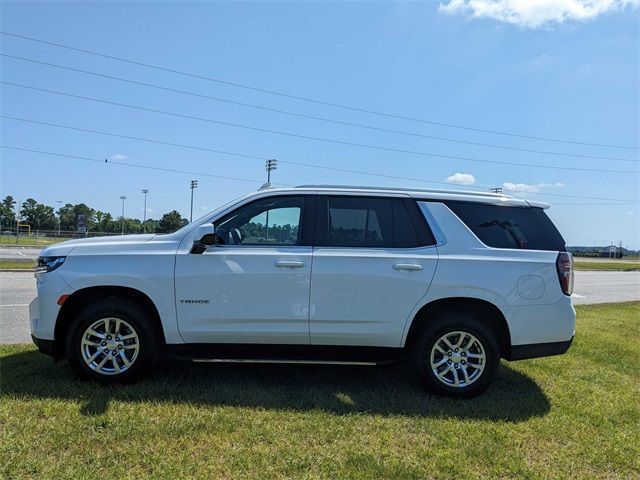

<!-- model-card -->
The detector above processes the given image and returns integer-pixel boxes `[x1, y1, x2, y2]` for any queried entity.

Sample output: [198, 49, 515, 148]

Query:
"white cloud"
[503, 181, 565, 193]
[111, 154, 128, 160]
[446, 172, 476, 185]
[438, 0, 640, 29]
[626, 211, 636, 215]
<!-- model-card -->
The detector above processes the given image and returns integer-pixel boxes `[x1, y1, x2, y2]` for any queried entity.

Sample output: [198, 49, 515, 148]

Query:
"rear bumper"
[31, 334, 57, 358]
[507, 337, 573, 361]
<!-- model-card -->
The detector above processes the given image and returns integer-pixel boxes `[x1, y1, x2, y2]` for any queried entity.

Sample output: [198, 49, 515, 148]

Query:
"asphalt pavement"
[1, 271, 638, 344]
[0, 246, 43, 260]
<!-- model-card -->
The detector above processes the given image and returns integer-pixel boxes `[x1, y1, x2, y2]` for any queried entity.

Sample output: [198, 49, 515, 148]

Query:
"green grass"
[1, 303, 639, 479]
[0, 259, 36, 270]
[573, 257, 640, 271]
[0, 235, 70, 246]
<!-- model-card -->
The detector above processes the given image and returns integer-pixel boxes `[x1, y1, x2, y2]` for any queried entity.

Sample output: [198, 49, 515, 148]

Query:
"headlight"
[36, 256, 66, 273]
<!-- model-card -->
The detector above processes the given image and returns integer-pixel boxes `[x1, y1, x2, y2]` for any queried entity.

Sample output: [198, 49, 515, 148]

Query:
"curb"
[0, 269, 35, 273]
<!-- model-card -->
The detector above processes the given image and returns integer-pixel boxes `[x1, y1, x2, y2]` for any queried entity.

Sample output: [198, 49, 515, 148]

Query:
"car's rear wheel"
[66, 298, 159, 382]
[411, 311, 500, 398]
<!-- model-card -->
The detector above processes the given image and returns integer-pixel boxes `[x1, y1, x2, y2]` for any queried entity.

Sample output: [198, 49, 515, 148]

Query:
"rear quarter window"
[445, 201, 566, 251]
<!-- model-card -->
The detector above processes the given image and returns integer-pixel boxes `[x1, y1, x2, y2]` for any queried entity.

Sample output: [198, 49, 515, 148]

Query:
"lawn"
[573, 257, 640, 271]
[1, 302, 638, 479]
[0, 259, 36, 270]
[0, 235, 70, 246]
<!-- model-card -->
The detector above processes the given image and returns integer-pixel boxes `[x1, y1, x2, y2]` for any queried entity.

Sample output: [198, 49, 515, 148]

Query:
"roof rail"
[294, 184, 511, 198]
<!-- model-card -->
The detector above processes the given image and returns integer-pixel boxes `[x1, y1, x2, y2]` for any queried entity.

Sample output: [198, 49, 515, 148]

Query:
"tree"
[142, 218, 159, 233]
[72, 203, 97, 230]
[95, 211, 115, 232]
[20, 198, 56, 230]
[58, 203, 76, 231]
[0, 196, 16, 229]
[157, 210, 185, 233]
[58, 203, 97, 232]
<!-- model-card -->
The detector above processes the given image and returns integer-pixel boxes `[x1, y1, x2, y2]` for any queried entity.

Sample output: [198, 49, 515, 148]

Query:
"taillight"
[556, 252, 574, 296]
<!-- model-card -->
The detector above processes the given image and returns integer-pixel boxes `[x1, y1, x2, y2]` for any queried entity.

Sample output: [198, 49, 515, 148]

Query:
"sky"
[1, 0, 639, 248]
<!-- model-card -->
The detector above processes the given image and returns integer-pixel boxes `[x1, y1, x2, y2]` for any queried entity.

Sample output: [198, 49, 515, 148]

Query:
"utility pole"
[142, 189, 149, 224]
[265, 159, 277, 184]
[264, 160, 277, 241]
[120, 196, 127, 235]
[190, 180, 198, 222]
[489, 187, 503, 194]
[56, 200, 62, 237]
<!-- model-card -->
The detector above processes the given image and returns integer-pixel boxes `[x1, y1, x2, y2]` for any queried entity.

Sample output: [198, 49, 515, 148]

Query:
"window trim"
[212, 194, 315, 247]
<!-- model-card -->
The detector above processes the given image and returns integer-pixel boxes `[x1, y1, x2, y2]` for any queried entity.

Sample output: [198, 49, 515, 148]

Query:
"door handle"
[393, 263, 423, 271]
[275, 260, 305, 268]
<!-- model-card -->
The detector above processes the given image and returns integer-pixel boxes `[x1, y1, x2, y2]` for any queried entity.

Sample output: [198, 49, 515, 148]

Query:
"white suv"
[30, 185, 575, 397]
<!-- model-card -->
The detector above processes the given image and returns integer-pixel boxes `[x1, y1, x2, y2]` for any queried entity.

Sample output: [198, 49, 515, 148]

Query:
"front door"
[175, 194, 315, 344]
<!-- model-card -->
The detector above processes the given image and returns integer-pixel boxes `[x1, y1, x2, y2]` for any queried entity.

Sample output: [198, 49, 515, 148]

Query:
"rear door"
[309, 195, 438, 347]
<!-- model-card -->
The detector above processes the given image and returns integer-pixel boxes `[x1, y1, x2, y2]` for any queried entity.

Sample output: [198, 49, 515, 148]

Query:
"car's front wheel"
[411, 311, 500, 398]
[66, 298, 159, 382]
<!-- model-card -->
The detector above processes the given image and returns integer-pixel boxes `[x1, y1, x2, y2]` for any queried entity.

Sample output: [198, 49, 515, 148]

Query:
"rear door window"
[323, 196, 393, 247]
[315, 196, 435, 248]
[444, 202, 566, 251]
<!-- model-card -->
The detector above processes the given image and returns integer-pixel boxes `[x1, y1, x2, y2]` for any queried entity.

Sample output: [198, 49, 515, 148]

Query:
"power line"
[1, 115, 266, 161]
[554, 202, 639, 206]
[2, 30, 637, 151]
[2, 142, 639, 204]
[0, 145, 266, 184]
[2, 53, 637, 164]
[3, 81, 638, 175]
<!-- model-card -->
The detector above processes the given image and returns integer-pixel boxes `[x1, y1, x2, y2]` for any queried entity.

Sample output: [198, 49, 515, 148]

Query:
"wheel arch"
[53, 285, 166, 358]
[404, 297, 511, 358]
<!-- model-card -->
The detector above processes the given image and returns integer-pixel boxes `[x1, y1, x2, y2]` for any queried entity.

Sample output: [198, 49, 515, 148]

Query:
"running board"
[174, 357, 382, 366]
[165, 343, 404, 366]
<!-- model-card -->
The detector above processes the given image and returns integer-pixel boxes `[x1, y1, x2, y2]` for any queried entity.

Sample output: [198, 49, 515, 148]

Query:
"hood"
[40, 234, 158, 257]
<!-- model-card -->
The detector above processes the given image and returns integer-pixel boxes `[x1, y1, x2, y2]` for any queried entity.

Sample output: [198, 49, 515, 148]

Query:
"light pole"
[141, 189, 149, 224]
[190, 180, 198, 222]
[56, 200, 62, 237]
[120, 196, 127, 235]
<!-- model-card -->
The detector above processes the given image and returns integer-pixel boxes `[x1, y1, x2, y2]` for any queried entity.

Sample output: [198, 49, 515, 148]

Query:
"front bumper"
[507, 336, 574, 361]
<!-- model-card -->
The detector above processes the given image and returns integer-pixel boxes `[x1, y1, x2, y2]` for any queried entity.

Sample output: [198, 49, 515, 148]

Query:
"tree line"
[0, 196, 188, 234]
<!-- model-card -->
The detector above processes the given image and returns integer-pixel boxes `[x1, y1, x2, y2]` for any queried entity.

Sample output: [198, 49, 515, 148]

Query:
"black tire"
[410, 310, 500, 398]
[66, 297, 160, 383]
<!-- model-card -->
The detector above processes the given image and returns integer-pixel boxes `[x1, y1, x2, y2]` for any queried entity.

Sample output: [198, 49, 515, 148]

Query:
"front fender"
[59, 254, 183, 343]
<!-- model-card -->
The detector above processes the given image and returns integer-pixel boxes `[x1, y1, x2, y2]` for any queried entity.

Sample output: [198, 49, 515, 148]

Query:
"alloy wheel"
[430, 330, 486, 388]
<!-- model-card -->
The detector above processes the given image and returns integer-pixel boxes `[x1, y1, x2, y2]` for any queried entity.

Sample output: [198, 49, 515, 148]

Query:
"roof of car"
[256, 184, 550, 209]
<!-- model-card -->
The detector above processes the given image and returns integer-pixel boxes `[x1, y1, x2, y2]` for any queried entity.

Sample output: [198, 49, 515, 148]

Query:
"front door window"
[215, 196, 304, 246]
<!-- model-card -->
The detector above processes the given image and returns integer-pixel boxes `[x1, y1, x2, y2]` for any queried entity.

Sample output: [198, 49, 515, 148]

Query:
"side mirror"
[191, 224, 216, 254]
[194, 223, 215, 244]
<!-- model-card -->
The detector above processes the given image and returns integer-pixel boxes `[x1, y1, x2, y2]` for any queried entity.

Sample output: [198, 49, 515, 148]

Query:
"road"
[1, 271, 638, 344]
[0, 246, 43, 260]
[570, 271, 640, 305]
